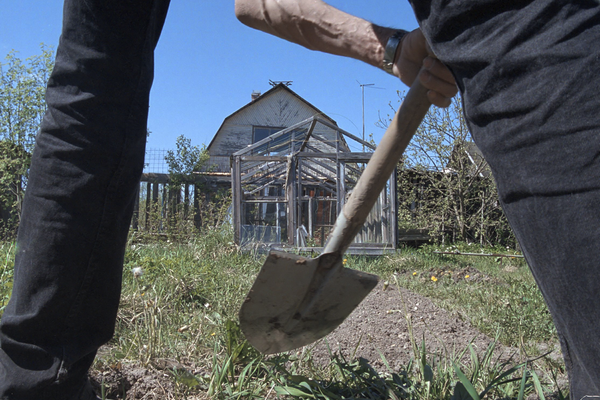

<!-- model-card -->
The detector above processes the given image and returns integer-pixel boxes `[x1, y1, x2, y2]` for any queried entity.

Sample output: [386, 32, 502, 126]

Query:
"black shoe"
[75, 380, 101, 400]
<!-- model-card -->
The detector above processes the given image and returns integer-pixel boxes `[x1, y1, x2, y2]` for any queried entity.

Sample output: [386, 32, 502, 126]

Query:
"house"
[448, 141, 492, 178]
[205, 83, 338, 173]
[396, 140, 502, 244]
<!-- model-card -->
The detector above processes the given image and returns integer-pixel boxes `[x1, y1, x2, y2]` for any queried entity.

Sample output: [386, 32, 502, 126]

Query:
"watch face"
[384, 32, 405, 74]
[384, 62, 394, 74]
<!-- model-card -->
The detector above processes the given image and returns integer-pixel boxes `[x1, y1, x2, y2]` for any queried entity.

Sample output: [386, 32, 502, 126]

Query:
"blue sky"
[1, 0, 420, 152]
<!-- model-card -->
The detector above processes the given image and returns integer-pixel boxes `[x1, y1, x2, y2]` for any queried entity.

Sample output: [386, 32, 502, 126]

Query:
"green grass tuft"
[0, 234, 567, 398]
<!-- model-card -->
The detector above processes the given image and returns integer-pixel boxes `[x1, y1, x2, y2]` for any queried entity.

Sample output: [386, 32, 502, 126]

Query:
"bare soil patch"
[308, 281, 516, 370]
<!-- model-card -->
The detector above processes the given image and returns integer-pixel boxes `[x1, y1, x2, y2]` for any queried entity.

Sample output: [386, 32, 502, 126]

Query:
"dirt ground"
[90, 281, 563, 399]
[308, 281, 518, 371]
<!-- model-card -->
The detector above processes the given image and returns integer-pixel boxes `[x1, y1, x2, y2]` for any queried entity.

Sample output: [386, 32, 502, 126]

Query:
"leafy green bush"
[0, 47, 54, 238]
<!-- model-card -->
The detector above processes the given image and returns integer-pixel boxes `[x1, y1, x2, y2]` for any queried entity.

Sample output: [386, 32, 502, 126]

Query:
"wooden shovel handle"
[323, 80, 431, 255]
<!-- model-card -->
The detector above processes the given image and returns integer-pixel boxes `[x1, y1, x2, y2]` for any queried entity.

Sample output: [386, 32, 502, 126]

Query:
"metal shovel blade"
[239, 250, 378, 354]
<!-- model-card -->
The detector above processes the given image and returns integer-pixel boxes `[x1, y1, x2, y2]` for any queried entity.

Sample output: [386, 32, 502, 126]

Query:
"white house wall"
[208, 89, 327, 172]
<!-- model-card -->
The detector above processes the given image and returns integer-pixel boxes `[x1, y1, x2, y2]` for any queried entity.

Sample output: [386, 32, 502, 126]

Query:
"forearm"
[234, 0, 396, 70]
[235, 0, 458, 107]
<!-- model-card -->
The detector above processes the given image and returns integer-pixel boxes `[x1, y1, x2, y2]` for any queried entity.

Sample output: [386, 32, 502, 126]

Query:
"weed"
[0, 234, 567, 398]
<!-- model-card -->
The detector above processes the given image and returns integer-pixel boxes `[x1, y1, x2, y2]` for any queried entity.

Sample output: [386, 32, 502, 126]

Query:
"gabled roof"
[463, 142, 492, 178]
[448, 141, 492, 178]
[206, 83, 337, 152]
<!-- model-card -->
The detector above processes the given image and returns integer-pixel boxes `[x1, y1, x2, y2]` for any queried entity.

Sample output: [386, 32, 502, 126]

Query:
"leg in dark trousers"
[0, 0, 170, 398]
[411, 1, 600, 397]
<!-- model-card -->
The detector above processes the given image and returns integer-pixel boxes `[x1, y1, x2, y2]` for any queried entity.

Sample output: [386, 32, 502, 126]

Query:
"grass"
[0, 231, 568, 399]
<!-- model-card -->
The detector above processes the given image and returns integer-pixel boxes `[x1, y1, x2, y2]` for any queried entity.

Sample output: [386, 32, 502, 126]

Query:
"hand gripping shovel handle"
[323, 80, 431, 255]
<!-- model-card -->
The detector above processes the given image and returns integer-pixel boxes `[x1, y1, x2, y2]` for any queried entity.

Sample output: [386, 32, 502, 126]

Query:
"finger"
[427, 90, 453, 108]
[419, 69, 458, 99]
[422, 57, 456, 86]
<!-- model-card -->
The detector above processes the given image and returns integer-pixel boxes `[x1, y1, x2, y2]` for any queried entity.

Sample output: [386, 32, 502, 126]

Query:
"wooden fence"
[132, 173, 230, 234]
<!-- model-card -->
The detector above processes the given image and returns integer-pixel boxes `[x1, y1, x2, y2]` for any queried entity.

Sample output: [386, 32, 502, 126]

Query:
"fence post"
[193, 184, 201, 229]
[145, 182, 151, 230]
[184, 184, 190, 219]
[132, 184, 140, 230]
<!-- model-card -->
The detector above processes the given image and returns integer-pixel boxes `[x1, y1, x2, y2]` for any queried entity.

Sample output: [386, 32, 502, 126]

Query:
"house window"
[253, 126, 284, 143]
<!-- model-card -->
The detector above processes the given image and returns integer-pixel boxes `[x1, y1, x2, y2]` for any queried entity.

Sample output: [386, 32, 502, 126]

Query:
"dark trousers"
[0, 0, 170, 398]
[412, 1, 600, 398]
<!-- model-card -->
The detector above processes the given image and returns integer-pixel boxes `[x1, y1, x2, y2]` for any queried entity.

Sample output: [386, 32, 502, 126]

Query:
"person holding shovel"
[235, 0, 600, 398]
[0, 0, 453, 399]
[1, 0, 596, 398]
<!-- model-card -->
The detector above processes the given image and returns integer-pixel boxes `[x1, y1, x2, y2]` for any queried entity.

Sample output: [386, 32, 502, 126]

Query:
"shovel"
[239, 80, 431, 354]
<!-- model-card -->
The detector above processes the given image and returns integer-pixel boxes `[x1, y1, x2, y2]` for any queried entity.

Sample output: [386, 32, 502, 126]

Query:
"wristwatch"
[383, 30, 408, 75]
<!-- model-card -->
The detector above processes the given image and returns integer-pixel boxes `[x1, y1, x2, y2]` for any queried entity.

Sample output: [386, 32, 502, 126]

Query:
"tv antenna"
[269, 80, 293, 87]
[357, 81, 384, 151]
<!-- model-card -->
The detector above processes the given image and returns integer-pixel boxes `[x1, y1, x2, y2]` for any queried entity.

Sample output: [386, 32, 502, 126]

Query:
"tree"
[0, 46, 54, 237]
[162, 135, 214, 232]
[383, 93, 515, 247]
[165, 135, 209, 185]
